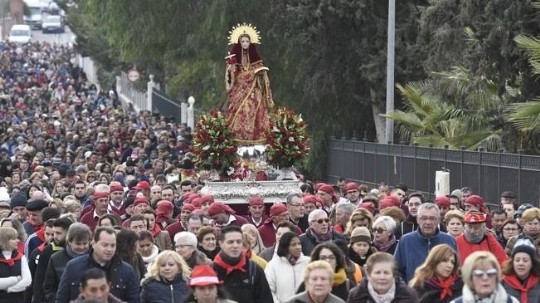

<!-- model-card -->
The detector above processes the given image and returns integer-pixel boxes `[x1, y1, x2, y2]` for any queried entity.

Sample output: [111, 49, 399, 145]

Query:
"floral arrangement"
[192, 111, 239, 175]
[266, 106, 310, 168]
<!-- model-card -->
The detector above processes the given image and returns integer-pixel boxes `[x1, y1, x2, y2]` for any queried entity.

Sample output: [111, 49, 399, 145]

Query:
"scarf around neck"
[333, 268, 347, 287]
[141, 245, 159, 265]
[367, 280, 396, 303]
[214, 251, 246, 275]
[502, 274, 540, 303]
[0, 250, 22, 266]
[373, 234, 397, 252]
[308, 227, 333, 243]
[65, 244, 89, 259]
[427, 274, 457, 300]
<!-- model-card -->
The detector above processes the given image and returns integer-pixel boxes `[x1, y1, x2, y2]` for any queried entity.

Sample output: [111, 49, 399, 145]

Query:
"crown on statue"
[228, 23, 261, 45]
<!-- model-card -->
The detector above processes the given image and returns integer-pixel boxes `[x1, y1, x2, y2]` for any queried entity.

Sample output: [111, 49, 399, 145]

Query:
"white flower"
[289, 137, 295, 142]
[227, 166, 235, 175]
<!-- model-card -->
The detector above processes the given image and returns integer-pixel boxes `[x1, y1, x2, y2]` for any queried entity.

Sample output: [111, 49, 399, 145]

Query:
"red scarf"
[214, 252, 247, 275]
[0, 251, 23, 266]
[36, 227, 46, 242]
[502, 274, 540, 303]
[428, 274, 457, 300]
[150, 224, 161, 238]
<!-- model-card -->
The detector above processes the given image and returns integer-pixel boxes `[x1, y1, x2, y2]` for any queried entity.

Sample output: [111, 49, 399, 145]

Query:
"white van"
[23, 0, 43, 29]
[8, 25, 32, 44]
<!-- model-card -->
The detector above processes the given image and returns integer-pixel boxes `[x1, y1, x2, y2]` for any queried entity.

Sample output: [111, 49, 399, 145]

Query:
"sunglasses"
[312, 218, 330, 224]
[472, 268, 497, 278]
[372, 228, 387, 234]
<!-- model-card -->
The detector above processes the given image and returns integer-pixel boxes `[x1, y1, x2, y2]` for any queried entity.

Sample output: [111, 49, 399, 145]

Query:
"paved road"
[31, 26, 74, 45]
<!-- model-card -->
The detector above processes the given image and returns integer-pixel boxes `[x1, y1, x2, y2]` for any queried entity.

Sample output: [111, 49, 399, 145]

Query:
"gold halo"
[228, 23, 261, 45]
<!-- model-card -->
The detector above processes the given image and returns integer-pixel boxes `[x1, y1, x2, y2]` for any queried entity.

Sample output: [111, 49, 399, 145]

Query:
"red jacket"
[456, 232, 507, 265]
[165, 221, 186, 242]
[258, 220, 302, 248]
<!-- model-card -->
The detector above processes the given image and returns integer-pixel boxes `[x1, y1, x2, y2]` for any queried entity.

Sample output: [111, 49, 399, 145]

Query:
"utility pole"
[385, 0, 395, 144]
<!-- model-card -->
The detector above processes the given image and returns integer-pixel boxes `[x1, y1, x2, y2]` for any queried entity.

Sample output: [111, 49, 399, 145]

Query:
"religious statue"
[225, 23, 274, 145]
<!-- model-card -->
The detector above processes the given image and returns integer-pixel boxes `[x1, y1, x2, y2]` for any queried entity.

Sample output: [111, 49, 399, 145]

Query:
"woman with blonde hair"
[0, 227, 31, 300]
[0, 218, 27, 254]
[410, 244, 462, 303]
[450, 251, 518, 303]
[141, 250, 191, 303]
[345, 208, 374, 237]
[241, 224, 265, 255]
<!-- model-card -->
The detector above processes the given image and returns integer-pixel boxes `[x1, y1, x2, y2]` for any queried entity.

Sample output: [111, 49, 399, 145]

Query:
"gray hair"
[335, 202, 354, 215]
[373, 215, 397, 233]
[418, 203, 441, 218]
[308, 209, 327, 222]
[286, 193, 303, 204]
[94, 184, 110, 193]
[174, 231, 198, 246]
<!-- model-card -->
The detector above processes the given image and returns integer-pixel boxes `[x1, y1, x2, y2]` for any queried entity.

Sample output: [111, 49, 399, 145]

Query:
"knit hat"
[270, 203, 288, 217]
[10, 192, 27, 209]
[187, 265, 223, 286]
[345, 182, 359, 192]
[207, 202, 235, 217]
[434, 196, 451, 208]
[249, 197, 264, 206]
[350, 227, 372, 244]
[512, 238, 536, 260]
[26, 199, 48, 211]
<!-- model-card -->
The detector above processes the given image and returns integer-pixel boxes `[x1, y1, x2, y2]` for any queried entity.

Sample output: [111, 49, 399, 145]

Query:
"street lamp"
[385, 0, 395, 144]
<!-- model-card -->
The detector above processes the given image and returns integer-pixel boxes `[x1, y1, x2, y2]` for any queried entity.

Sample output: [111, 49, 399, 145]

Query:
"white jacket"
[265, 255, 310, 303]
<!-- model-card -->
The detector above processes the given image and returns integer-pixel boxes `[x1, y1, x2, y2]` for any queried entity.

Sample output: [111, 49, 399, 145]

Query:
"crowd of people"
[0, 40, 538, 303]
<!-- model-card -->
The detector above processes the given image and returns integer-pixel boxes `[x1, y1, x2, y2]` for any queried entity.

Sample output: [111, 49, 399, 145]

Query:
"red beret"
[191, 197, 202, 208]
[200, 195, 214, 205]
[359, 202, 375, 215]
[304, 195, 317, 205]
[318, 184, 337, 203]
[109, 183, 123, 193]
[270, 203, 288, 217]
[345, 182, 359, 192]
[464, 212, 487, 223]
[434, 196, 451, 208]
[465, 195, 484, 207]
[208, 202, 235, 217]
[182, 204, 196, 212]
[192, 209, 205, 215]
[379, 198, 395, 210]
[134, 181, 150, 191]
[93, 191, 109, 200]
[182, 193, 192, 201]
[156, 200, 174, 216]
[133, 196, 149, 207]
[315, 197, 324, 208]
[249, 197, 264, 206]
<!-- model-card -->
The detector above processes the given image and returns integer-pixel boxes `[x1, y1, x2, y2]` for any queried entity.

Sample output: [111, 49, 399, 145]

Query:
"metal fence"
[151, 88, 183, 123]
[327, 138, 540, 205]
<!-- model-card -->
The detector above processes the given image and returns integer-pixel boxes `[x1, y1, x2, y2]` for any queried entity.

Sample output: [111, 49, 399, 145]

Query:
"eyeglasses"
[319, 255, 336, 261]
[372, 227, 387, 234]
[175, 244, 193, 249]
[472, 268, 497, 278]
[503, 227, 518, 231]
[312, 218, 330, 224]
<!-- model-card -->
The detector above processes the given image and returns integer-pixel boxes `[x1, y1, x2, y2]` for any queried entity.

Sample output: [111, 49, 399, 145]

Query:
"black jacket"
[347, 278, 419, 303]
[32, 242, 64, 303]
[213, 257, 272, 303]
[413, 277, 463, 303]
[299, 229, 345, 256]
[140, 274, 190, 303]
[44, 248, 83, 303]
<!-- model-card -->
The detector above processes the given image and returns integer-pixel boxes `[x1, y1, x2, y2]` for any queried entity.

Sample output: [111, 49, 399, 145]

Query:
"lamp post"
[385, 0, 395, 144]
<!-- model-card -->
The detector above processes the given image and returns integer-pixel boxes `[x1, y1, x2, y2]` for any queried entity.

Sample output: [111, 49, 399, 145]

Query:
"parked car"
[8, 25, 32, 44]
[42, 15, 65, 33]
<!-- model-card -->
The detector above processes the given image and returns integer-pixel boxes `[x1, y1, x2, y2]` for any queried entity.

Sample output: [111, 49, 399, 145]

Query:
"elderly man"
[455, 211, 507, 265]
[317, 184, 337, 214]
[394, 203, 457, 283]
[208, 202, 248, 227]
[299, 209, 345, 256]
[81, 192, 111, 232]
[174, 231, 211, 269]
[258, 203, 301, 247]
[245, 197, 267, 227]
[332, 202, 353, 234]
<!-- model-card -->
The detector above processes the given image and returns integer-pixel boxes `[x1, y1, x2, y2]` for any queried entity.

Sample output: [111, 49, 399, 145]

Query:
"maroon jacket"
[258, 220, 302, 247]
[165, 221, 186, 242]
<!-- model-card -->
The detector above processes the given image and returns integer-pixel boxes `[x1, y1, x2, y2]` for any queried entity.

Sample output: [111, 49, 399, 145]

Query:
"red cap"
[249, 197, 264, 206]
[464, 212, 487, 223]
[134, 181, 151, 191]
[192, 209, 205, 215]
[191, 198, 202, 208]
[345, 182, 359, 192]
[200, 195, 214, 205]
[379, 198, 395, 210]
[208, 202, 235, 217]
[109, 182, 123, 193]
[156, 200, 174, 216]
[318, 184, 337, 203]
[359, 202, 375, 215]
[465, 195, 485, 207]
[270, 203, 288, 217]
[434, 196, 451, 208]
[187, 265, 223, 286]
[93, 191, 108, 201]
[133, 196, 149, 207]
[304, 195, 317, 205]
[182, 204, 196, 212]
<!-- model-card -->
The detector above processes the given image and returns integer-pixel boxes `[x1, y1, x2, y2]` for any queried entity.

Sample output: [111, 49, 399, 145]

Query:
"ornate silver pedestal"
[200, 180, 302, 204]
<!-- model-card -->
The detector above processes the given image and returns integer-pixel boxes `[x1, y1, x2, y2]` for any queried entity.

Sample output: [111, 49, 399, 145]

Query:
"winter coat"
[70, 293, 126, 303]
[299, 229, 345, 256]
[394, 229, 457, 283]
[44, 248, 82, 303]
[347, 278, 419, 303]
[450, 284, 519, 303]
[265, 255, 310, 303]
[456, 233, 508, 265]
[258, 221, 303, 248]
[413, 277, 463, 303]
[502, 275, 540, 303]
[140, 275, 190, 303]
[285, 291, 345, 303]
[185, 249, 212, 270]
[296, 276, 354, 302]
[55, 254, 140, 303]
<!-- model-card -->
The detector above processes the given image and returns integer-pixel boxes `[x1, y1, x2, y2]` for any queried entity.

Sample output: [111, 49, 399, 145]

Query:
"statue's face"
[240, 36, 250, 50]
